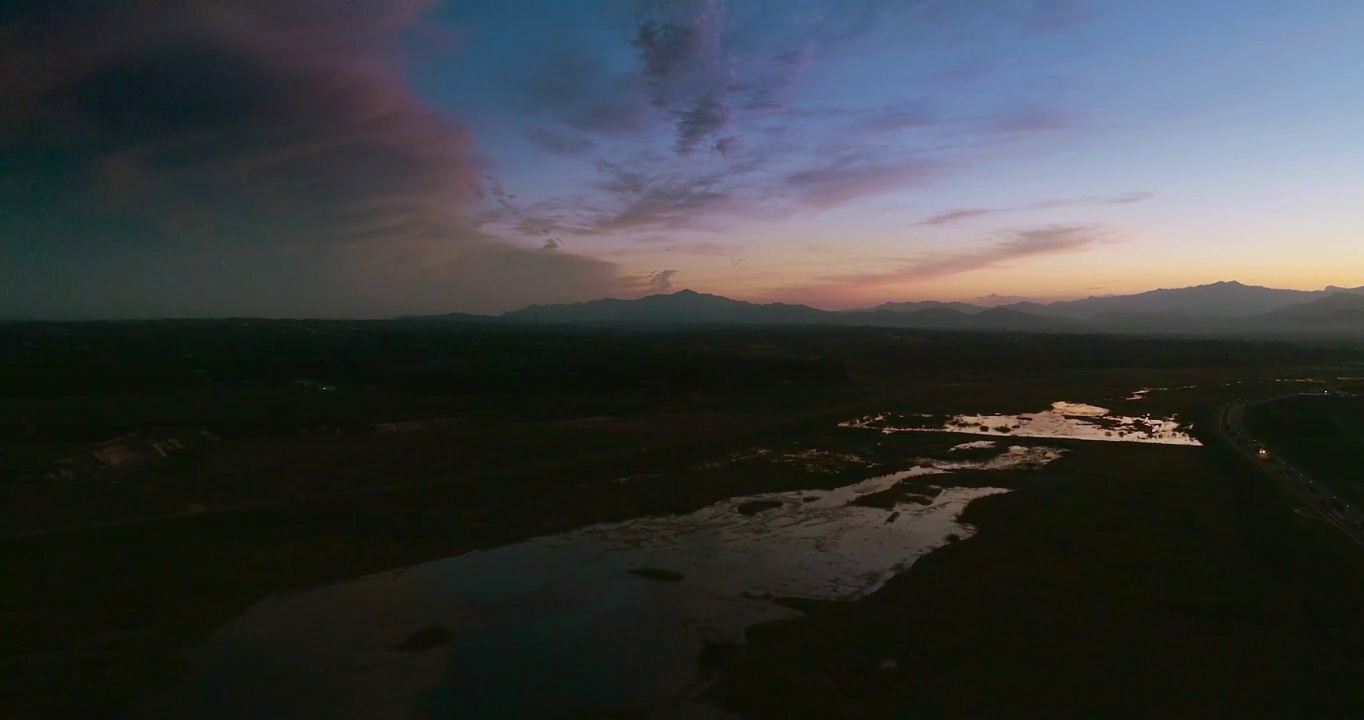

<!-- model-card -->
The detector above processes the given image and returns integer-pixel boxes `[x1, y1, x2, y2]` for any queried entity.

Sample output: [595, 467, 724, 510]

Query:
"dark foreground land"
[1248, 391, 1364, 510]
[3, 321, 1364, 718]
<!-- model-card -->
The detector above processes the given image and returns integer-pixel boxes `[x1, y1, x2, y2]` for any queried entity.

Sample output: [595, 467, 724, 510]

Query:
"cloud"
[770, 47, 814, 67]
[861, 100, 941, 133]
[915, 208, 996, 226]
[785, 152, 942, 209]
[648, 269, 678, 292]
[660, 242, 740, 255]
[675, 93, 731, 154]
[1028, 191, 1154, 209]
[1100, 192, 1154, 205]
[541, 237, 562, 251]
[525, 127, 596, 155]
[519, 44, 653, 135]
[973, 293, 1036, 306]
[511, 159, 739, 238]
[0, 0, 629, 318]
[503, 0, 1085, 234]
[635, 20, 706, 92]
[822, 225, 1103, 285]
[912, 192, 1154, 226]
[712, 136, 742, 157]
[632, 2, 736, 153]
[511, 141, 949, 240]
[594, 161, 735, 232]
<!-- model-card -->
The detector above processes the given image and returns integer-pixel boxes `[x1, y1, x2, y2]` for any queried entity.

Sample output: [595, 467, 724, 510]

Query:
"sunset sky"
[3, 0, 1362, 318]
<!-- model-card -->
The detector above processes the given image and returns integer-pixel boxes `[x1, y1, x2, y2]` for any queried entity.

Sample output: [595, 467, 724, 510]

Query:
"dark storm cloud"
[0, 0, 625, 317]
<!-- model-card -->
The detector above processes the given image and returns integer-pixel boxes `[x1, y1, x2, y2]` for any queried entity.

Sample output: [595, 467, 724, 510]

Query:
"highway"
[1216, 395, 1364, 549]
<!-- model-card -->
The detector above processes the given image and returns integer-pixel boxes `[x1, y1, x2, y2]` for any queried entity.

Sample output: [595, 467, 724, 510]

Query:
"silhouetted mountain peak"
[441, 279, 1364, 336]
[871, 300, 985, 315]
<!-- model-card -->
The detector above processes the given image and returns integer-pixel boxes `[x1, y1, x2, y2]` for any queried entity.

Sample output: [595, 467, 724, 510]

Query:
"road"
[1216, 395, 1364, 549]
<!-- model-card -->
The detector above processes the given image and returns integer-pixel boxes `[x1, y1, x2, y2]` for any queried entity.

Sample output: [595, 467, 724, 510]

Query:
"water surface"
[142, 447, 1058, 718]
[842, 400, 1201, 446]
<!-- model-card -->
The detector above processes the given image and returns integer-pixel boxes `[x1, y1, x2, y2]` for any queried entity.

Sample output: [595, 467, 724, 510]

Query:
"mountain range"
[409, 281, 1364, 336]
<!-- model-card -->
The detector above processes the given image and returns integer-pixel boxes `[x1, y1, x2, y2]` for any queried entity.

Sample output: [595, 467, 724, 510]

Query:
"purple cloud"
[822, 225, 1103, 285]
[659, 242, 741, 256]
[914, 208, 996, 226]
[508, 160, 739, 239]
[525, 127, 596, 155]
[785, 153, 942, 209]
[912, 192, 1155, 226]
[674, 93, 731, 155]
[713, 136, 742, 157]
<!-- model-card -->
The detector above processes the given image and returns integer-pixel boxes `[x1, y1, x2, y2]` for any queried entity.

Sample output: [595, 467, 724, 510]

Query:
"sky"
[2, 0, 1362, 319]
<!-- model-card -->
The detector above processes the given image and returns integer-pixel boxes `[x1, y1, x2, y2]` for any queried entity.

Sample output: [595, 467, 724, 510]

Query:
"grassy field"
[706, 410, 1364, 718]
[2, 321, 1362, 718]
[0, 385, 928, 718]
[1246, 391, 1364, 509]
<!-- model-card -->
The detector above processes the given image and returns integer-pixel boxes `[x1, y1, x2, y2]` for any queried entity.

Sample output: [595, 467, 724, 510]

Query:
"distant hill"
[999, 301, 1053, 315]
[887, 307, 974, 328]
[393, 311, 502, 324]
[1033, 281, 1331, 319]
[1250, 293, 1364, 333]
[404, 281, 1364, 337]
[969, 306, 1087, 332]
[500, 289, 831, 325]
[869, 300, 985, 315]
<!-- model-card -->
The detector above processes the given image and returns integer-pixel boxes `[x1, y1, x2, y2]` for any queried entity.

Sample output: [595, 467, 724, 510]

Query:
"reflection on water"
[142, 448, 1055, 719]
[842, 400, 1202, 446]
